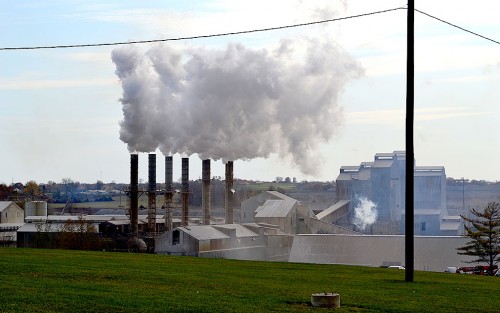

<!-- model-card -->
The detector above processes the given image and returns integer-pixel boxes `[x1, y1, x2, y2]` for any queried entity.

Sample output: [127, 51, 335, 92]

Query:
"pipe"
[202, 159, 211, 225]
[225, 161, 234, 224]
[165, 156, 173, 231]
[130, 154, 139, 235]
[181, 157, 189, 226]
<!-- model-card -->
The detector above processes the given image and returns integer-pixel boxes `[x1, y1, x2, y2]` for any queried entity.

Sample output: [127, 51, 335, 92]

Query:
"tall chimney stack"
[202, 159, 211, 225]
[225, 161, 234, 224]
[147, 153, 156, 234]
[164, 156, 173, 231]
[181, 157, 189, 226]
[130, 154, 139, 235]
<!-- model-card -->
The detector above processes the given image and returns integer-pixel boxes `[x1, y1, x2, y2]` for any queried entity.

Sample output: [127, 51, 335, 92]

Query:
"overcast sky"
[1, 0, 499, 184]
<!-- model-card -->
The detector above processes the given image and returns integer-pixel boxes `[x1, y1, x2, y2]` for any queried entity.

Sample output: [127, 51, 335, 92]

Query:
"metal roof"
[265, 191, 296, 201]
[17, 222, 100, 233]
[179, 225, 230, 240]
[414, 166, 445, 176]
[372, 159, 394, 168]
[255, 199, 296, 218]
[25, 215, 130, 223]
[0, 201, 15, 212]
[316, 200, 350, 220]
[213, 224, 260, 238]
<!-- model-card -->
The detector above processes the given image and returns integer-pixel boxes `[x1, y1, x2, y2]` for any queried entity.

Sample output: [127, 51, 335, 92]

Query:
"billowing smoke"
[112, 36, 363, 175]
[353, 195, 378, 231]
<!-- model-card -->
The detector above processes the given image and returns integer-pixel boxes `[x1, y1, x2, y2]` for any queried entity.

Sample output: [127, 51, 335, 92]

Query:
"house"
[0, 201, 24, 224]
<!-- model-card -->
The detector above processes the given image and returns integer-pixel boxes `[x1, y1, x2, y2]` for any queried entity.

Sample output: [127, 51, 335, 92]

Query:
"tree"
[24, 180, 41, 199]
[457, 202, 500, 275]
[95, 180, 104, 190]
[0, 184, 14, 200]
[57, 215, 100, 250]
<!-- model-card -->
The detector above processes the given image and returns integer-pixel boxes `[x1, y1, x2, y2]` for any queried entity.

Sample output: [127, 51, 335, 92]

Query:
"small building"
[0, 201, 24, 224]
[0, 202, 24, 245]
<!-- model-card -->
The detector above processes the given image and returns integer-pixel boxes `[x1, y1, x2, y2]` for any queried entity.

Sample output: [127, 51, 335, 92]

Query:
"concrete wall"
[289, 234, 475, 272]
[309, 218, 358, 235]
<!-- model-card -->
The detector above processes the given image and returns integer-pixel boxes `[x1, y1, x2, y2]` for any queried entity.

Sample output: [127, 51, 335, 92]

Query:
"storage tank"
[24, 201, 48, 217]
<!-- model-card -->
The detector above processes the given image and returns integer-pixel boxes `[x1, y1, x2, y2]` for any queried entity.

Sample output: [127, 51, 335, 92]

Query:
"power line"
[0, 7, 406, 51]
[415, 9, 500, 45]
[2, 6, 498, 51]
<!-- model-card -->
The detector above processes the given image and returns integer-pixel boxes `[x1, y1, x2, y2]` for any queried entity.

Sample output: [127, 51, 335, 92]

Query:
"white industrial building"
[335, 151, 462, 236]
[155, 223, 293, 261]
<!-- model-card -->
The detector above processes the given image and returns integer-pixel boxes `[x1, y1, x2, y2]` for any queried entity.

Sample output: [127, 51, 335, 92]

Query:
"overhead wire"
[1, 6, 498, 51]
[415, 9, 500, 45]
[0, 6, 406, 51]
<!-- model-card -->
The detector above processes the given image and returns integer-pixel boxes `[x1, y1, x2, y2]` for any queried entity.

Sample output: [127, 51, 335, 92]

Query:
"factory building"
[335, 151, 462, 235]
[155, 223, 294, 261]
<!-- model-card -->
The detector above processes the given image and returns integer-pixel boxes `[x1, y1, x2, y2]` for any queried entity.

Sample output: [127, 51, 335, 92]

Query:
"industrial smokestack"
[202, 159, 211, 225]
[181, 157, 189, 226]
[147, 153, 156, 234]
[225, 161, 234, 224]
[130, 154, 139, 235]
[164, 156, 173, 231]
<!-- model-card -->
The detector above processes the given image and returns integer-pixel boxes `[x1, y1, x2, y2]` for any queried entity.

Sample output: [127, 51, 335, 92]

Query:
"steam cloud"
[112, 37, 363, 175]
[353, 195, 378, 231]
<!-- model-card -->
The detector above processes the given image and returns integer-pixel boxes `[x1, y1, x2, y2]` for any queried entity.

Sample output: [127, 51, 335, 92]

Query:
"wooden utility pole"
[405, 0, 415, 283]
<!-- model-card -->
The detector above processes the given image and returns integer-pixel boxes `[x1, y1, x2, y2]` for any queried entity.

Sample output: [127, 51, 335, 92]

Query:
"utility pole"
[405, 0, 415, 283]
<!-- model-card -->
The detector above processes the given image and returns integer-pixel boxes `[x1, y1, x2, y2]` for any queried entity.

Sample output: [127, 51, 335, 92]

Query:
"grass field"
[0, 248, 498, 312]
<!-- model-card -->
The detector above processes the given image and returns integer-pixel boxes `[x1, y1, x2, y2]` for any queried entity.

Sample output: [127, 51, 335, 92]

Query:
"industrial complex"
[0, 151, 476, 272]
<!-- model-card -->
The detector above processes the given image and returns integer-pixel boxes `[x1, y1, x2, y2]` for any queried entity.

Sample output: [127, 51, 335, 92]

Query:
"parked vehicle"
[457, 265, 498, 275]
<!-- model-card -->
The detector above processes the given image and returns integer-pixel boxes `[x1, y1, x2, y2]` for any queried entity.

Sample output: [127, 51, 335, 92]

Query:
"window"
[421, 222, 426, 231]
[172, 229, 180, 245]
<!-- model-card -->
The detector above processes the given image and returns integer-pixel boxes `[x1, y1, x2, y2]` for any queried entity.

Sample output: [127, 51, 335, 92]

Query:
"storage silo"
[24, 201, 48, 217]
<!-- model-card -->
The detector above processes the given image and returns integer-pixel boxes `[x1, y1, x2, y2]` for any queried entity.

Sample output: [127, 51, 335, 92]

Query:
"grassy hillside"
[0, 248, 498, 312]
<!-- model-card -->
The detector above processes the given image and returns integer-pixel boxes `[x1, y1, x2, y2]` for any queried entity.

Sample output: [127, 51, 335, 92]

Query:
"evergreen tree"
[457, 202, 500, 275]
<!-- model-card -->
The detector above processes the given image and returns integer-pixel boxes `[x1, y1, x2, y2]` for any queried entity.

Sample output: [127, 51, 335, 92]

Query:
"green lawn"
[0, 248, 498, 312]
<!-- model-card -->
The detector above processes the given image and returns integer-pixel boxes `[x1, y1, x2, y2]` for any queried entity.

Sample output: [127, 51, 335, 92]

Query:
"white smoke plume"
[353, 195, 378, 231]
[112, 36, 363, 175]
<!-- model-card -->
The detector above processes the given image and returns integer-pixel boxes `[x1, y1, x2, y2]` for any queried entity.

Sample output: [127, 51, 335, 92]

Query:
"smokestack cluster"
[181, 157, 189, 226]
[164, 156, 173, 231]
[112, 36, 363, 176]
[225, 161, 234, 224]
[129, 155, 236, 231]
[147, 154, 156, 234]
[130, 154, 139, 235]
[202, 159, 211, 225]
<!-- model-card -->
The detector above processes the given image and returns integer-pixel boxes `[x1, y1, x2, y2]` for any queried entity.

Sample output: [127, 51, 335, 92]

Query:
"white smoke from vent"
[112, 36, 363, 175]
[353, 195, 378, 231]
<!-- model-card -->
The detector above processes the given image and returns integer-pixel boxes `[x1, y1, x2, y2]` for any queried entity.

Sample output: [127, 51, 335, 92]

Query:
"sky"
[1, 0, 499, 184]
